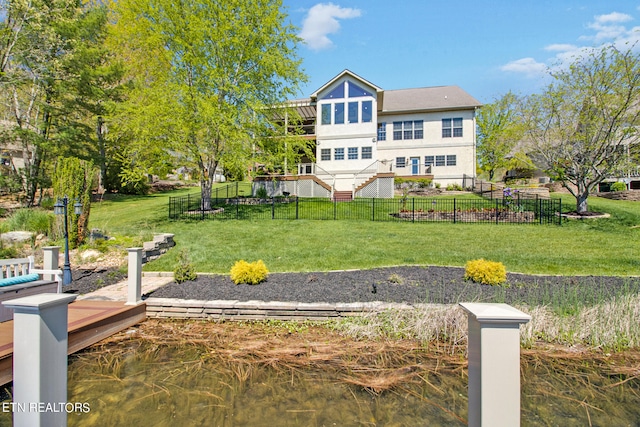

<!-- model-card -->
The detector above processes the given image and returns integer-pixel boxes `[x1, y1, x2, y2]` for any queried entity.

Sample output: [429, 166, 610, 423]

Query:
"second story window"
[377, 122, 386, 141]
[362, 101, 372, 123]
[321, 104, 331, 125]
[393, 120, 424, 140]
[348, 147, 358, 160]
[442, 118, 463, 137]
[348, 102, 359, 123]
[334, 148, 344, 160]
[334, 103, 344, 124]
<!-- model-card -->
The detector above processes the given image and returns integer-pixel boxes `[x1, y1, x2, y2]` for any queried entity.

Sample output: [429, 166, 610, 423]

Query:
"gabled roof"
[380, 86, 481, 113]
[310, 69, 383, 100]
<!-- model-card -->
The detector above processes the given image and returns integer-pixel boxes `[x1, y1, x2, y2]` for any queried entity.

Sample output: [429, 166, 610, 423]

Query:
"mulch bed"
[146, 266, 640, 306]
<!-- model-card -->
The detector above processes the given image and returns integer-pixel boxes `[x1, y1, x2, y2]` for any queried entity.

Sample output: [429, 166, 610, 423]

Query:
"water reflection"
[1, 320, 639, 426]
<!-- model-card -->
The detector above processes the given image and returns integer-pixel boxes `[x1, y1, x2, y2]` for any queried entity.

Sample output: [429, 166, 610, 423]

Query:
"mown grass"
[88, 187, 640, 276]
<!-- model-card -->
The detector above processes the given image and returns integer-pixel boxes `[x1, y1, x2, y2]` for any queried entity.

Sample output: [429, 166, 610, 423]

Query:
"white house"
[257, 70, 482, 199]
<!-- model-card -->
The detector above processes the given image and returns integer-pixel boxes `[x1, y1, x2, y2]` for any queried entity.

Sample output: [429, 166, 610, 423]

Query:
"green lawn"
[88, 187, 640, 276]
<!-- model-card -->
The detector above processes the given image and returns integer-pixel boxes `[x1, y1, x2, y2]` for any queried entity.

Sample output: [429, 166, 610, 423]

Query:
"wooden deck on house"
[0, 300, 146, 385]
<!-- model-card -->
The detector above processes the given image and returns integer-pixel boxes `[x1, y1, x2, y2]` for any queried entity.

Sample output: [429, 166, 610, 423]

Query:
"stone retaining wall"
[142, 234, 175, 264]
[145, 297, 415, 321]
[599, 190, 640, 201]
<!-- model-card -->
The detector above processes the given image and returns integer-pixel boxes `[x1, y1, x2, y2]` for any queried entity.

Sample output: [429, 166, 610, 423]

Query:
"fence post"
[412, 198, 415, 223]
[296, 197, 299, 220]
[126, 248, 143, 306]
[3, 293, 78, 427]
[558, 199, 562, 226]
[372, 198, 375, 221]
[459, 303, 531, 427]
[271, 197, 275, 220]
[539, 198, 543, 225]
[495, 199, 499, 224]
[453, 198, 457, 224]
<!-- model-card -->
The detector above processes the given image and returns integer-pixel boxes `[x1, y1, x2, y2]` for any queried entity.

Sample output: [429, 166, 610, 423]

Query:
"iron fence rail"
[169, 193, 562, 225]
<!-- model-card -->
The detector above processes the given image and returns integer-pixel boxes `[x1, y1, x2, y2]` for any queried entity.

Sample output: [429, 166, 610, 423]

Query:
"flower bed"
[390, 209, 536, 223]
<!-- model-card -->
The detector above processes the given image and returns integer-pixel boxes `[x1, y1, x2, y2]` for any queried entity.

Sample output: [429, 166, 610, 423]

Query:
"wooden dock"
[0, 300, 146, 385]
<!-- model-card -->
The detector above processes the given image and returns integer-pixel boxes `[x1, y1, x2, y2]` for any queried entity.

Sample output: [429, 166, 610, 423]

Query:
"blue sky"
[284, 1, 640, 103]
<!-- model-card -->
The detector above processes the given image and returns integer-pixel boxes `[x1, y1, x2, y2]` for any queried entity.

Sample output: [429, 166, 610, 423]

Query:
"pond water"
[1, 323, 639, 426]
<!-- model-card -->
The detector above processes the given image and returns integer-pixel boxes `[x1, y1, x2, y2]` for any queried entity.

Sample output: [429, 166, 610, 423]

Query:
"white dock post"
[3, 293, 77, 427]
[126, 248, 143, 305]
[42, 246, 60, 281]
[459, 303, 531, 427]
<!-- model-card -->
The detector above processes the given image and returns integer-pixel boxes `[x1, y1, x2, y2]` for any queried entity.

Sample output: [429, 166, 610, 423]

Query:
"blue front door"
[411, 157, 419, 175]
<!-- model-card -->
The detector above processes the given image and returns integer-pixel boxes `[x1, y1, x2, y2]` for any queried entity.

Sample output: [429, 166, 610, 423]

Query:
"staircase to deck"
[332, 191, 353, 202]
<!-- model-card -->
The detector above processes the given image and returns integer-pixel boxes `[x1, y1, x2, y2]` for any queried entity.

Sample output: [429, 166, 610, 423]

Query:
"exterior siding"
[291, 70, 481, 195]
[377, 109, 476, 186]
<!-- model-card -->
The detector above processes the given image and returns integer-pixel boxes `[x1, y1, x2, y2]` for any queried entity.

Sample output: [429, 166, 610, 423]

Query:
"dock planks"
[0, 299, 146, 385]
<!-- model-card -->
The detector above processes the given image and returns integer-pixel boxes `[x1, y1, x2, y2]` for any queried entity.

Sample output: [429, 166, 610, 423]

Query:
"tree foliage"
[476, 91, 527, 181]
[109, 0, 308, 207]
[522, 45, 640, 213]
[0, 0, 119, 205]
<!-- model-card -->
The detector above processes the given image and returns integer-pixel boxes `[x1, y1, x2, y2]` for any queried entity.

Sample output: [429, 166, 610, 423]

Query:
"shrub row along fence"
[169, 193, 562, 225]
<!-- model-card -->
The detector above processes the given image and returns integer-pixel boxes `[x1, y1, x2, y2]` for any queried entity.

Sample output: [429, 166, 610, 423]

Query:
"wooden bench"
[0, 257, 63, 322]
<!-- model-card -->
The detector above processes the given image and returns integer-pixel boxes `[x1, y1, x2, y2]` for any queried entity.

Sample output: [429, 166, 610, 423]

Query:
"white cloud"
[299, 3, 362, 51]
[502, 10, 640, 79]
[584, 12, 634, 42]
[594, 12, 633, 24]
[500, 58, 547, 77]
[544, 44, 578, 52]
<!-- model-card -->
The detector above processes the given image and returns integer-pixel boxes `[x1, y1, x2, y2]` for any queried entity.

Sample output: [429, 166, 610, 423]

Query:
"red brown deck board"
[0, 300, 146, 385]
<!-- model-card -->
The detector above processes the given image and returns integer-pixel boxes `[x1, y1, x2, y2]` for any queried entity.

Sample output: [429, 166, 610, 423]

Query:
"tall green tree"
[109, 0, 307, 207]
[56, 4, 126, 193]
[522, 45, 640, 213]
[0, 0, 116, 204]
[476, 92, 525, 181]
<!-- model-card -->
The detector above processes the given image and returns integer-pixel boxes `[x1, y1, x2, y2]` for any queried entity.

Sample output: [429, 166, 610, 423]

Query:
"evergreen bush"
[174, 250, 198, 284]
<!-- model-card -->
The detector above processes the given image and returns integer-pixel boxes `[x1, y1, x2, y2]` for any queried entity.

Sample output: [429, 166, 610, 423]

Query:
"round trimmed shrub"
[464, 259, 507, 286]
[611, 181, 627, 192]
[230, 260, 269, 285]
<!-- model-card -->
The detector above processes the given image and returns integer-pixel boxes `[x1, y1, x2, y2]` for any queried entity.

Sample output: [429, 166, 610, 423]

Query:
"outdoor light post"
[54, 196, 82, 285]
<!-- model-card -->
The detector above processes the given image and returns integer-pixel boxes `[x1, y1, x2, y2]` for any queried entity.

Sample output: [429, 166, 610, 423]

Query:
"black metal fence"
[169, 193, 562, 225]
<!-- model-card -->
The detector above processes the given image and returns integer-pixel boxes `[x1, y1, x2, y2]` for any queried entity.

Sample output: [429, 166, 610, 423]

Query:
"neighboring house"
[255, 69, 482, 199]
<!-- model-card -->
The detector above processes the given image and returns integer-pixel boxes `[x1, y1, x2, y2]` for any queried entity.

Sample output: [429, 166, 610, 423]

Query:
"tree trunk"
[201, 176, 212, 211]
[97, 115, 107, 193]
[576, 192, 588, 213]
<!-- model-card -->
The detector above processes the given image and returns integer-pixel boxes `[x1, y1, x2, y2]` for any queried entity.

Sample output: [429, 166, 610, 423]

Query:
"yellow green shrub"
[230, 260, 269, 285]
[464, 259, 507, 286]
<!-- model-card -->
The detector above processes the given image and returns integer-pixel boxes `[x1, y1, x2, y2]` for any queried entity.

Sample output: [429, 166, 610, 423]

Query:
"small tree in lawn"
[476, 91, 526, 181]
[521, 45, 640, 213]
